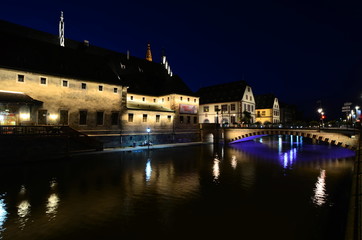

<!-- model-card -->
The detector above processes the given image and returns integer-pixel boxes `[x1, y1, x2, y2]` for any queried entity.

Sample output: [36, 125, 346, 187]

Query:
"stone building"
[196, 80, 256, 126]
[0, 18, 199, 146]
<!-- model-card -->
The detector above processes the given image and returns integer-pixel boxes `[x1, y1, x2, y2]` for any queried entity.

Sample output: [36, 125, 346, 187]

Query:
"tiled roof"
[196, 80, 249, 104]
[0, 19, 195, 97]
[255, 94, 277, 109]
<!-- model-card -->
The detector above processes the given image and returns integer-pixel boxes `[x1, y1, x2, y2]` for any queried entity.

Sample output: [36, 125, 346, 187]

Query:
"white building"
[196, 81, 256, 126]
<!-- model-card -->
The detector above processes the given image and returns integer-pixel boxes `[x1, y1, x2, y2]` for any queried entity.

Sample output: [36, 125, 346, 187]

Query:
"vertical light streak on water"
[213, 157, 220, 181]
[0, 194, 8, 238]
[259, 138, 263, 143]
[278, 135, 282, 153]
[17, 200, 30, 230]
[283, 152, 288, 169]
[290, 135, 293, 146]
[312, 169, 328, 206]
[46, 178, 60, 220]
[145, 159, 152, 182]
[231, 155, 237, 169]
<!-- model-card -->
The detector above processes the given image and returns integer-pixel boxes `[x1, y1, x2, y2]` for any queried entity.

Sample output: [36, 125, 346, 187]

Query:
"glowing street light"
[146, 127, 151, 149]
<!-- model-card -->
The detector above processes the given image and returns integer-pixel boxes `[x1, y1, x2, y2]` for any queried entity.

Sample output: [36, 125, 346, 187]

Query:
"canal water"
[0, 135, 356, 240]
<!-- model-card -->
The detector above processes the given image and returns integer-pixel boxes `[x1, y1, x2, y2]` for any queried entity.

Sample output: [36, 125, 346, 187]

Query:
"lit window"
[204, 106, 209, 112]
[17, 74, 24, 82]
[40, 77, 47, 85]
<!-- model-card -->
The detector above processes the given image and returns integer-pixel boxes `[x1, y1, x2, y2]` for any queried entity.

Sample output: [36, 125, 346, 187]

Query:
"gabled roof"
[0, 19, 195, 97]
[196, 80, 249, 104]
[255, 94, 277, 109]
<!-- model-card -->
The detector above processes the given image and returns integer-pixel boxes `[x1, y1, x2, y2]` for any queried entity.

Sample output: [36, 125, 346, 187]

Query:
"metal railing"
[0, 125, 103, 151]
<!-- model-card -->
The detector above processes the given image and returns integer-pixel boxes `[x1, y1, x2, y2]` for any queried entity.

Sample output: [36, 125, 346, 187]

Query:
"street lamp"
[317, 108, 324, 131]
[146, 127, 151, 149]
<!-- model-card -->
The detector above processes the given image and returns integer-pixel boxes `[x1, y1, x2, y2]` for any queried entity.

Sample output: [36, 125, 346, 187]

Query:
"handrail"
[0, 125, 103, 151]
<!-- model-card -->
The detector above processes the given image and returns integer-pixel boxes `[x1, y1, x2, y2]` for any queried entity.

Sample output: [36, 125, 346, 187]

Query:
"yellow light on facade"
[20, 113, 30, 121]
[49, 114, 58, 120]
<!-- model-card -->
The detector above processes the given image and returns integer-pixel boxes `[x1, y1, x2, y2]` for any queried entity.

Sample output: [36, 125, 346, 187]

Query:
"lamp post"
[317, 108, 323, 131]
[146, 127, 151, 150]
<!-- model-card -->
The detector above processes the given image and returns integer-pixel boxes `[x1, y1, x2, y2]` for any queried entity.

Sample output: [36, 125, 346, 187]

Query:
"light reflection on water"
[0, 195, 7, 237]
[0, 135, 356, 239]
[312, 169, 328, 206]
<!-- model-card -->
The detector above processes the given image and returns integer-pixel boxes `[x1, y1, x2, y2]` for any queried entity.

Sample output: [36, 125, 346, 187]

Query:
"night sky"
[1, 0, 362, 120]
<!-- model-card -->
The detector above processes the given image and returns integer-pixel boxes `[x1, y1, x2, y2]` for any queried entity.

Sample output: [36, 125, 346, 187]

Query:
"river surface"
[0, 135, 356, 240]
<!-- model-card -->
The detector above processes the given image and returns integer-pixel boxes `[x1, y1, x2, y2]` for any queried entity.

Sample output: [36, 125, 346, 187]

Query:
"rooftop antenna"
[59, 11, 65, 47]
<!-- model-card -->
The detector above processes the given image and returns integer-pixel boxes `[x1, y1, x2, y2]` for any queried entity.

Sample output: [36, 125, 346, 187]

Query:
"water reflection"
[312, 169, 328, 206]
[46, 178, 60, 220]
[0, 194, 7, 237]
[213, 155, 220, 182]
[231, 155, 237, 169]
[17, 200, 30, 230]
[145, 158, 152, 182]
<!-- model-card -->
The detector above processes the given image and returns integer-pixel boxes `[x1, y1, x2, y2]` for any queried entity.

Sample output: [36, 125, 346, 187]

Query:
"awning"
[0, 90, 43, 105]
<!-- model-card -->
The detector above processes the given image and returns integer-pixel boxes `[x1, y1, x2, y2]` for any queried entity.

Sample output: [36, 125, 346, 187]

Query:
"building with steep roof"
[255, 94, 280, 124]
[196, 80, 255, 126]
[0, 17, 199, 146]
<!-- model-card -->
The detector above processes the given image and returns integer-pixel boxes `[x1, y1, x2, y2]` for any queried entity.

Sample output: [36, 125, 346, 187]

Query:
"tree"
[241, 111, 252, 125]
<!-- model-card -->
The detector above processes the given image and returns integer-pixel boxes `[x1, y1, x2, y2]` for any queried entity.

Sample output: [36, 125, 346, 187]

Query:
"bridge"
[200, 124, 361, 150]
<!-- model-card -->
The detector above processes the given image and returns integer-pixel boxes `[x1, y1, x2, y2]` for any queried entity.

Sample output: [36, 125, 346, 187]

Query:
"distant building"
[279, 102, 299, 124]
[0, 18, 199, 146]
[255, 94, 280, 124]
[196, 80, 256, 126]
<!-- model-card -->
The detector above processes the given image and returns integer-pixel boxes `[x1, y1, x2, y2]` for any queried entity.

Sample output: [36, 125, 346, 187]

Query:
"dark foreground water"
[0, 135, 356, 240]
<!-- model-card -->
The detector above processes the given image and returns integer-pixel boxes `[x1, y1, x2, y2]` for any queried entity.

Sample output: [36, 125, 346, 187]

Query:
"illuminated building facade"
[255, 94, 280, 124]
[0, 19, 199, 145]
[196, 81, 256, 126]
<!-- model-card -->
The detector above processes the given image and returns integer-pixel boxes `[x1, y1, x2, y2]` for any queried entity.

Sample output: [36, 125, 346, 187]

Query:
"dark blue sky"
[1, 0, 362, 120]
